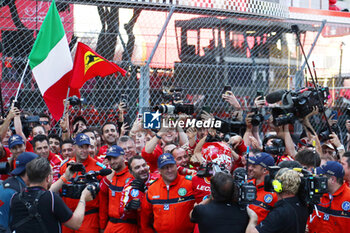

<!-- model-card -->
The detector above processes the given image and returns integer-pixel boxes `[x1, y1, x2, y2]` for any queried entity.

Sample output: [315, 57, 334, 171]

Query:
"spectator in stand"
[140, 153, 195, 233]
[48, 134, 62, 156]
[98, 122, 119, 160]
[61, 139, 74, 160]
[0, 152, 38, 231]
[308, 161, 350, 232]
[340, 152, 350, 186]
[118, 136, 137, 161]
[39, 112, 52, 134]
[119, 156, 160, 232]
[99, 145, 133, 233]
[60, 133, 106, 233]
[32, 135, 62, 182]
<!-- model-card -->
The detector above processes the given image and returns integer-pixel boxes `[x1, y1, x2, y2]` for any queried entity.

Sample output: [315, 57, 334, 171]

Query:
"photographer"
[190, 172, 249, 233]
[0, 152, 38, 232]
[9, 157, 94, 233]
[246, 168, 308, 233]
[308, 161, 350, 233]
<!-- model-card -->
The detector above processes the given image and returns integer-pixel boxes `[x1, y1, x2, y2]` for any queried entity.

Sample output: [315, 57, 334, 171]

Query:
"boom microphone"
[266, 90, 287, 104]
[88, 168, 112, 177]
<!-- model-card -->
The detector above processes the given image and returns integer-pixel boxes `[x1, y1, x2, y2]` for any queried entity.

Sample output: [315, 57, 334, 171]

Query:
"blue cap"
[11, 152, 38, 175]
[248, 152, 275, 168]
[75, 133, 91, 146]
[8, 134, 25, 149]
[316, 161, 344, 179]
[106, 145, 125, 158]
[158, 153, 176, 169]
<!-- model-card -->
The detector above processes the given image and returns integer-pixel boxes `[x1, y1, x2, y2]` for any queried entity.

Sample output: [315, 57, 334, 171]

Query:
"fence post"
[139, 6, 175, 114]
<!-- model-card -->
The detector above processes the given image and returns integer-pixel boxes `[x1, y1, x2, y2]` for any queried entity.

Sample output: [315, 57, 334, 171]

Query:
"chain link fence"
[1, 0, 350, 130]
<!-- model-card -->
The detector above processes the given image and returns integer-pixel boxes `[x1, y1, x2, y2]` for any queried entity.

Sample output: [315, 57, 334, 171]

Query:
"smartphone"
[202, 106, 211, 114]
[331, 110, 338, 120]
[256, 90, 264, 99]
[120, 94, 128, 108]
[223, 85, 231, 95]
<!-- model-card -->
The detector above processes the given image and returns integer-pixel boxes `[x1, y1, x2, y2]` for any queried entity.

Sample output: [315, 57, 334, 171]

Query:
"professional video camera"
[154, 87, 194, 115]
[267, 87, 329, 126]
[233, 167, 257, 205]
[214, 117, 246, 135]
[264, 166, 328, 205]
[61, 168, 112, 199]
[67, 95, 85, 106]
[0, 162, 10, 174]
[197, 163, 256, 205]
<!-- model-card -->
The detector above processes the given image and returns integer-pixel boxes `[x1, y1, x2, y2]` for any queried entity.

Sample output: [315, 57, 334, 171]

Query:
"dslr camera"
[68, 95, 85, 106]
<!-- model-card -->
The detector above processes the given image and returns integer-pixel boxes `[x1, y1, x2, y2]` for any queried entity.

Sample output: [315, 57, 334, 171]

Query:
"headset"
[271, 168, 290, 193]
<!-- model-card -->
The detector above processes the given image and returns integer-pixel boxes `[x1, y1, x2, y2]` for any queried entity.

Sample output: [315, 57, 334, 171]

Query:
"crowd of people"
[0, 89, 349, 233]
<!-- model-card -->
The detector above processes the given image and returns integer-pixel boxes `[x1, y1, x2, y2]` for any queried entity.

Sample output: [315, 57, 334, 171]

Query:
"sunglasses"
[40, 121, 49, 125]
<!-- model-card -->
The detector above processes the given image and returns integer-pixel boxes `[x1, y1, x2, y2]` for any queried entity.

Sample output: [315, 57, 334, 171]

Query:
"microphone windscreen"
[98, 168, 112, 176]
[266, 90, 287, 104]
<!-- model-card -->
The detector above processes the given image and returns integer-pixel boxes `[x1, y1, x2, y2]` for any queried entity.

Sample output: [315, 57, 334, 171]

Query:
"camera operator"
[262, 135, 294, 164]
[0, 152, 38, 232]
[59, 133, 106, 233]
[246, 168, 308, 233]
[308, 161, 350, 233]
[9, 157, 94, 233]
[247, 153, 278, 224]
[190, 172, 249, 233]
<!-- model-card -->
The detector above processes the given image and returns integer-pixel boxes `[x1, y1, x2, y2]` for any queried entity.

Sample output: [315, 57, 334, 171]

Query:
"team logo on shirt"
[264, 194, 273, 204]
[131, 189, 140, 197]
[342, 201, 350, 211]
[125, 178, 132, 184]
[178, 188, 187, 196]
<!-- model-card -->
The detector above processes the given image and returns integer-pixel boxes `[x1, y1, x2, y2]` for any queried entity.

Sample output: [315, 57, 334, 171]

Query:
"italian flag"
[29, 0, 79, 121]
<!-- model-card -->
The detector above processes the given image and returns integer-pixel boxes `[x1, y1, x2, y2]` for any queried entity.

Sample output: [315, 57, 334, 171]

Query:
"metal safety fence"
[1, 0, 350, 130]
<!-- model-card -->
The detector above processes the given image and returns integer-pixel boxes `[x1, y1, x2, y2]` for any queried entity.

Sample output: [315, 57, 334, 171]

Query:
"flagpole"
[0, 80, 4, 118]
[15, 59, 30, 102]
[62, 87, 70, 117]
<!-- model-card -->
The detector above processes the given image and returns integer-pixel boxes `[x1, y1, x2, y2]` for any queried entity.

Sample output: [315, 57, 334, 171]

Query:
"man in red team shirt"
[119, 155, 160, 232]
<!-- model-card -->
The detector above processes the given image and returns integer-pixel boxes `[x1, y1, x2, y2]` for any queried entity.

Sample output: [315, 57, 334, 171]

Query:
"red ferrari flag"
[70, 42, 126, 89]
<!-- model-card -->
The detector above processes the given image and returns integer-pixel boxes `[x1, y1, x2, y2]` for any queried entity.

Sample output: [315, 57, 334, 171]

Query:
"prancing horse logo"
[84, 51, 103, 74]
